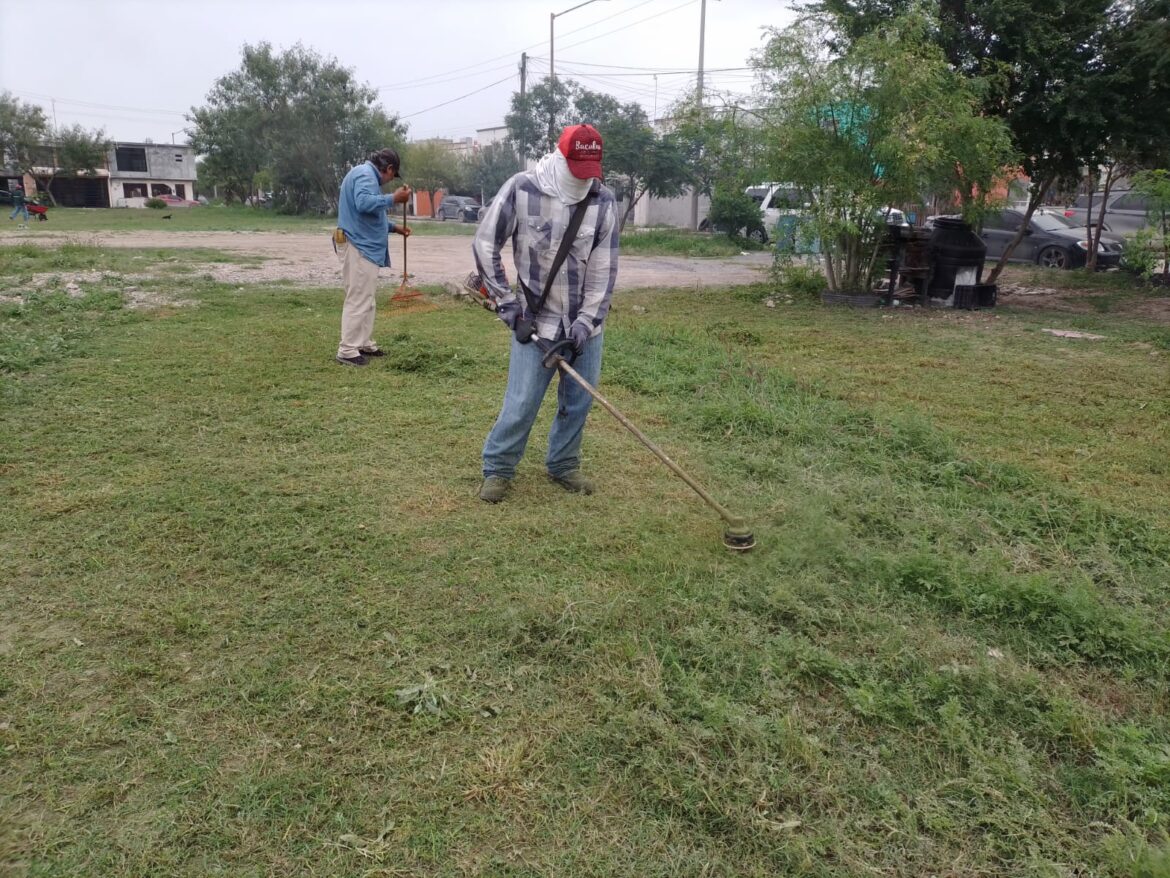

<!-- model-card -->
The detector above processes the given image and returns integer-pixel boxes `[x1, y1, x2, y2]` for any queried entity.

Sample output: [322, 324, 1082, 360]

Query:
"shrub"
[145, 198, 166, 209]
[708, 187, 764, 240]
[772, 261, 827, 299]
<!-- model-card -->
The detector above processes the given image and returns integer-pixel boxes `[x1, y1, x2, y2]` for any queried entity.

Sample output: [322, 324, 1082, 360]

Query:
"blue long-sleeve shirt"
[337, 161, 398, 267]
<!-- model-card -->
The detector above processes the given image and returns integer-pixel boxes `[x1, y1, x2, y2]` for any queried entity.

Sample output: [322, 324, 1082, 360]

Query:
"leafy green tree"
[799, 0, 1168, 281]
[505, 78, 576, 161]
[1128, 168, 1170, 281]
[466, 141, 520, 203]
[189, 43, 405, 213]
[756, 12, 1015, 292]
[402, 140, 463, 216]
[31, 124, 111, 207]
[0, 91, 49, 181]
[669, 94, 769, 198]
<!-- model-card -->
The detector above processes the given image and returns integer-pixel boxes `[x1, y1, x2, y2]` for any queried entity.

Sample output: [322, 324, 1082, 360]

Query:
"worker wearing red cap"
[473, 124, 620, 503]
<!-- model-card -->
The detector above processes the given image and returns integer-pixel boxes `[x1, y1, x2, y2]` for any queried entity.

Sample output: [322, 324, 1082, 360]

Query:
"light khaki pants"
[337, 241, 382, 358]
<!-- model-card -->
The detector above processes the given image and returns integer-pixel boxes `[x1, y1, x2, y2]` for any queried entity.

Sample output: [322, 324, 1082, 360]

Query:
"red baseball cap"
[558, 124, 603, 179]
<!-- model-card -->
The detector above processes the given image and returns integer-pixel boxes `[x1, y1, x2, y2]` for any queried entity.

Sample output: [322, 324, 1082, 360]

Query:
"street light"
[550, 0, 610, 83]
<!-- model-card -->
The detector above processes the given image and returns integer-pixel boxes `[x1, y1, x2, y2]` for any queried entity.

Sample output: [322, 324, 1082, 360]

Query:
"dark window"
[1113, 192, 1149, 211]
[984, 211, 1022, 232]
[174, 153, 183, 162]
[123, 183, 147, 198]
[175, 184, 185, 199]
[115, 147, 148, 172]
[151, 183, 172, 196]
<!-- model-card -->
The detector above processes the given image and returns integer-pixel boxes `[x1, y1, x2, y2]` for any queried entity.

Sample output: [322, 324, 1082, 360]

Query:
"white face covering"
[533, 149, 594, 205]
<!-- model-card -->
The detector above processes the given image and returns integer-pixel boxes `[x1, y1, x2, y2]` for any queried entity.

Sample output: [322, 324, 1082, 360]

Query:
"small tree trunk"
[620, 186, 646, 232]
[1087, 164, 1118, 273]
[986, 177, 1053, 284]
[823, 251, 839, 292]
[32, 173, 58, 207]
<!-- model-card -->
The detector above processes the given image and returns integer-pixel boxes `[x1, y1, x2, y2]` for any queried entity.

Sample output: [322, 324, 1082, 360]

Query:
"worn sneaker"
[549, 470, 595, 495]
[335, 353, 369, 367]
[478, 476, 511, 503]
[359, 348, 386, 357]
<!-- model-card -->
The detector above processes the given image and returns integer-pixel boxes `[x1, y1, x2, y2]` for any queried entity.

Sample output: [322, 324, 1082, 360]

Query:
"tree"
[189, 43, 405, 212]
[799, 0, 1163, 282]
[402, 140, 462, 216]
[0, 92, 49, 180]
[30, 124, 111, 207]
[669, 94, 769, 199]
[505, 78, 576, 162]
[466, 141, 520, 203]
[1128, 168, 1170, 281]
[756, 13, 1015, 292]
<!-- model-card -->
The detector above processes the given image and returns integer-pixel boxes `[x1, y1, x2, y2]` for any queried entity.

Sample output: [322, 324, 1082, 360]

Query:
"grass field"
[2, 246, 1169, 876]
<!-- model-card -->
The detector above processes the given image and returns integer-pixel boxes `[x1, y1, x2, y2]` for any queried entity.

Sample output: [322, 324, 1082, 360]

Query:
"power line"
[8, 89, 187, 117]
[398, 74, 515, 120]
[375, 0, 664, 92]
[546, 59, 752, 73]
[555, 0, 701, 55]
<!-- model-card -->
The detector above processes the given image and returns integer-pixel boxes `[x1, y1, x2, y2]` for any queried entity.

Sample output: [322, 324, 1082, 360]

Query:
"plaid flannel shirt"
[473, 171, 620, 341]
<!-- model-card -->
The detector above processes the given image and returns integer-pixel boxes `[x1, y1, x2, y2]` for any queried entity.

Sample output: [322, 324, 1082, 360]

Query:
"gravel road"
[6, 230, 772, 290]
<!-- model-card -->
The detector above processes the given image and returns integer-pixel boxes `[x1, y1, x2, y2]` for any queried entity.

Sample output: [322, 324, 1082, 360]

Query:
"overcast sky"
[0, 0, 795, 145]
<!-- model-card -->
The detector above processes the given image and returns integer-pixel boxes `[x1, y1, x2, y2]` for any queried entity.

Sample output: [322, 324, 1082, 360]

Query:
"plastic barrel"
[927, 218, 986, 303]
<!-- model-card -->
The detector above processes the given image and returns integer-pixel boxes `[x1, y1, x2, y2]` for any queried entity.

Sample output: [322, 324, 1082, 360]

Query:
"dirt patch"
[1, 230, 772, 290]
[997, 269, 1170, 324]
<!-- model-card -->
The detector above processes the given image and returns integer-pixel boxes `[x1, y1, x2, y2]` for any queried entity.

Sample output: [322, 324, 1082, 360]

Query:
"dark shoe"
[335, 354, 368, 367]
[359, 348, 386, 357]
[549, 470, 594, 495]
[478, 476, 511, 503]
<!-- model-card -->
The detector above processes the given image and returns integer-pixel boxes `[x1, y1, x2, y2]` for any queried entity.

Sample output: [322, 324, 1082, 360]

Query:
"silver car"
[1062, 189, 1152, 236]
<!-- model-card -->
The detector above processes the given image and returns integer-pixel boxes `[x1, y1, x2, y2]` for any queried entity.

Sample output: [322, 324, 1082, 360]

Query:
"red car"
[154, 193, 200, 207]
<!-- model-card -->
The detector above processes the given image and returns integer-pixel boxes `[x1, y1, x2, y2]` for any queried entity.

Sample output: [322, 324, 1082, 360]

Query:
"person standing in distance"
[8, 185, 29, 227]
[334, 148, 412, 366]
[472, 124, 619, 503]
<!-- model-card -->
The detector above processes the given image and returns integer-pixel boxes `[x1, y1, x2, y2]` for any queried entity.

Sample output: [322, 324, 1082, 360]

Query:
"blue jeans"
[9, 204, 28, 222]
[483, 331, 604, 479]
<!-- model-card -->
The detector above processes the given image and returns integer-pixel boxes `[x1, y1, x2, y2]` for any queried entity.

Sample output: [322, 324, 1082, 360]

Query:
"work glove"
[570, 321, 591, 356]
[496, 300, 522, 330]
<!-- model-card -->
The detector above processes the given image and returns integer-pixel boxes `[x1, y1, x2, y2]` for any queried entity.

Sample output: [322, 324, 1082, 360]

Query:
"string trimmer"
[464, 273, 756, 552]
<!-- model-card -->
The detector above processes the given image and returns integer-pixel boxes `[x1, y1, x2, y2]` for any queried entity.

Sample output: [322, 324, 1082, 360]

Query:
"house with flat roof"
[3, 141, 197, 207]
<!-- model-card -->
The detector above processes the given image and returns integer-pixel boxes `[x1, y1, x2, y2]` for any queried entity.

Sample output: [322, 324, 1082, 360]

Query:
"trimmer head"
[722, 518, 756, 552]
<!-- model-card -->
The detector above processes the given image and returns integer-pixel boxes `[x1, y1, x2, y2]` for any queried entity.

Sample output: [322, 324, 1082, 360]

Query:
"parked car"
[154, 193, 200, 207]
[935, 208, 1125, 270]
[0, 189, 11, 205]
[1062, 189, 1153, 236]
[435, 195, 479, 222]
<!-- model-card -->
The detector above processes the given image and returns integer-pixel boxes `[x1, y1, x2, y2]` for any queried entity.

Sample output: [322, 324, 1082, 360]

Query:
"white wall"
[633, 187, 710, 229]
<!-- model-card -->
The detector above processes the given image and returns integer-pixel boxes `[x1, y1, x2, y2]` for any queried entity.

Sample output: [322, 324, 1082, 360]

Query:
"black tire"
[1037, 245, 1070, 270]
[748, 227, 768, 245]
[438, 212, 447, 221]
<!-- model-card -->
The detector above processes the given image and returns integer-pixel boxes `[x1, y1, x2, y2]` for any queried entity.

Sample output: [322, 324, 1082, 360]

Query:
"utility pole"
[520, 52, 527, 98]
[690, 0, 707, 231]
[550, 12, 556, 83]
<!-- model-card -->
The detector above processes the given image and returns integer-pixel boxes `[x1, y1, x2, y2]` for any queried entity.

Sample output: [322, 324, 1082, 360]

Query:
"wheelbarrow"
[27, 203, 49, 222]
